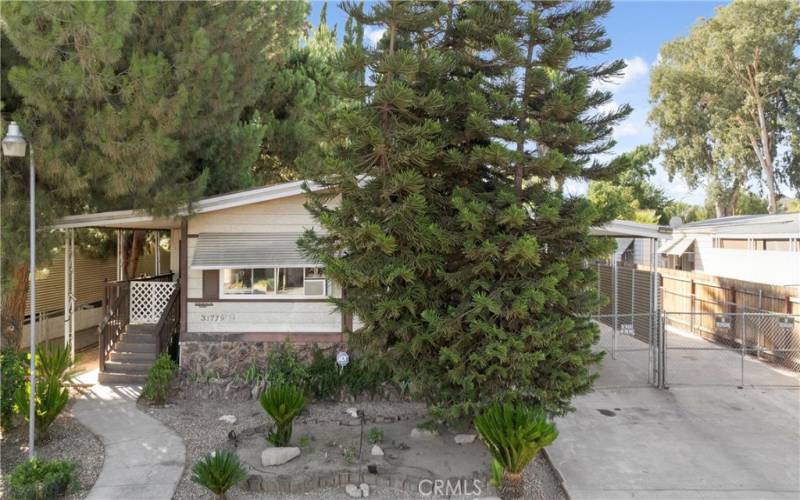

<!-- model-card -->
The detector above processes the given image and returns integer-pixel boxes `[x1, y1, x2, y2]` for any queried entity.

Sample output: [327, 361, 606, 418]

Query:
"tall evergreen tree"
[1, 1, 305, 346]
[302, 1, 625, 420]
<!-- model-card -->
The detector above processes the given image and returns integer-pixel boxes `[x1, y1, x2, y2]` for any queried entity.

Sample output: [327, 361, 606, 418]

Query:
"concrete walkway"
[73, 384, 186, 500]
[548, 325, 800, 499]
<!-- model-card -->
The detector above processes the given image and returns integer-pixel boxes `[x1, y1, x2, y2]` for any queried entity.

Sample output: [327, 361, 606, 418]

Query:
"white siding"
[187, 301, 341, 333]
[694, 247, 800, 287]
[188, 194, 324, 234]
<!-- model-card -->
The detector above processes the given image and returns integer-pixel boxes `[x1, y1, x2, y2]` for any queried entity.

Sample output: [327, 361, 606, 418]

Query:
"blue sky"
[309, 1, 729, 205]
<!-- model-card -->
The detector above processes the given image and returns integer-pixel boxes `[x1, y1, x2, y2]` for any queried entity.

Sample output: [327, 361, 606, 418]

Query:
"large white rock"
[359, 483, 370, 497]
[346, 407, 359, 418]
[371, 444, 384, 456]
[345, 483, 362, 498]
[218, 415, 237, 424]
[454, 433, 476, 444]
[261, 447, 300, 466]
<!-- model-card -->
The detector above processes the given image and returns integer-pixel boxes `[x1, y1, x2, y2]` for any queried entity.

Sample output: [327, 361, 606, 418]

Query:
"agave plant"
[36, 342, 76, 384]
[191, 450, 246, 500]
[259, 383, 305, 446]
[14, 377, 70, 442]
[474, 402, 558, 499]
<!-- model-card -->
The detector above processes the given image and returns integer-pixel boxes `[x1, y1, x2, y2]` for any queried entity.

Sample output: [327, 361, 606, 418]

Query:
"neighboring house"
[660, 213, 800, 287]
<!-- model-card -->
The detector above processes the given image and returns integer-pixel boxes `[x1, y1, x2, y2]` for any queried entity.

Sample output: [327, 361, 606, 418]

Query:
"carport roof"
[590, 220, 669, 239]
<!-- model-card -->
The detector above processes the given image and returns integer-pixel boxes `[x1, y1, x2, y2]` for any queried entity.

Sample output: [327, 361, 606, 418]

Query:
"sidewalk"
[72, 384, 186, 500]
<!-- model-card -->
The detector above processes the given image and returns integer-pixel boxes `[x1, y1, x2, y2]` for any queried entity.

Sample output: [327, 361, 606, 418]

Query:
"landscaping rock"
[260, 447, 301, 466]
[218, 415, 237, 424]
[410, 428, 437, 439]
[360, 483, 370, 497]
[346, 407, 359, 418]
[345, 483, 362, 498]
[371, 445, 384, 456]
[454, 433, 476, 444]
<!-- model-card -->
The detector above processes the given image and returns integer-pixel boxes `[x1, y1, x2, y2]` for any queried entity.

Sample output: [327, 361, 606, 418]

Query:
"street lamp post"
[3, 121, 37, 458]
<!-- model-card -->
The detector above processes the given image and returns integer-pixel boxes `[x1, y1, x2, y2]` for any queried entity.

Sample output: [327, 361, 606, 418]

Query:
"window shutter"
[202, 270, 219, 300]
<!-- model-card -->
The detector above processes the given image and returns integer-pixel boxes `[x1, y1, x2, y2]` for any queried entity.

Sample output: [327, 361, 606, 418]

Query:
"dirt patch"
[145, 397, 567, 499]
[0, 402, 104, 500]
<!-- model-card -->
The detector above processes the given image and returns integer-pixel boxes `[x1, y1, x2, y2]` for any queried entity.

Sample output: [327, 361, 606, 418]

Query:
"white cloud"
[365, 27, 386, 46]
[593, 56, 650, 92]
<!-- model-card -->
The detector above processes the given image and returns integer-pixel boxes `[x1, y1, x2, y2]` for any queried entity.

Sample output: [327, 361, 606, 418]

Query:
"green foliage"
[340, 357, 392, 397]
[8, 458, 76, 500]
[264, 341, 309, 388]
[367, 427, 384, 445]
[1, 348, 27, 429]
[301, 0, 618, 421]
[13, 377, 69, 442]
[259, 383, 306, 446]
[36, 343, 76, 384]
[650, 0, 800, 214]
[304, 346, 342, 400]
[474, 403, 558, 475]
[190, 451, 246, 500]
[489, 458, 504, 489]
[142, 354, 178, 405]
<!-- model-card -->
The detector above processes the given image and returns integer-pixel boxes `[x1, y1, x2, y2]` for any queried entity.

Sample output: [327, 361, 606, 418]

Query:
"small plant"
[14, 377, 69, 442]
[191, 450, 246, 500]
[474, 403, 558, 499]
[368, 427, 384, 444]
[305, 345, 342, 400]
[142, 354, 178, 405]
[259, 383, 305, 446]
[342, 446, 357, 464]
[489, 458, 503, 489]
[238, 361, 264, 384]
[298, 434, 313, 450]
[264, 340, 308, 388]
[36, 343, 76, 384]
[8, 457, 76, 500]
[416, 420, 439, 434]
[1, 348, 27, 429]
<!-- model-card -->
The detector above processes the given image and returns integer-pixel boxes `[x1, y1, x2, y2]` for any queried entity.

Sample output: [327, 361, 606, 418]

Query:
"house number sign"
[200, 313, 236, 322]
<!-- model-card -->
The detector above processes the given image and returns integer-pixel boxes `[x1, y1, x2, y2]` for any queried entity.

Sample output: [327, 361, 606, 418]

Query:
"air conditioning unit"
[304, 279, 326, 296]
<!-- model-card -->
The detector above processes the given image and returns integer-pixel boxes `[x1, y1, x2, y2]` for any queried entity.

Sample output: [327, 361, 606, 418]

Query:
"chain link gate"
[592, 262, 800, 389]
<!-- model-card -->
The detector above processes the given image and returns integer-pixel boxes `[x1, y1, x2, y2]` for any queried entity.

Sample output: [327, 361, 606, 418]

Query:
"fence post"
[612, 258, 618, 360]
[690, 278, 695, 335]
[740, 316, 746, 388]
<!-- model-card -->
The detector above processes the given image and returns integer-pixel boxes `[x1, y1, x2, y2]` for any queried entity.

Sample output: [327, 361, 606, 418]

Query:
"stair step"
[114, 341, 157, 353]
[121, 332, 156, 344]
[104, 361, 152, 374]
[98, 371, 147, 385]
[109, 351, 157, 363]
[127, 324, 157, 334]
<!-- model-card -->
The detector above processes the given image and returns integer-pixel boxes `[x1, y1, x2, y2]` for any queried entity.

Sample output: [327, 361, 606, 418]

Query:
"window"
[719, 239, 748, 250]
[759, 239, 792, 252]
[220, 267, 326, 298]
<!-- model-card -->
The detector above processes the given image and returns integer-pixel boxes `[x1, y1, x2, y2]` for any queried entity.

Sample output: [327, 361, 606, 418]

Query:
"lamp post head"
[2, 121, 27, 157]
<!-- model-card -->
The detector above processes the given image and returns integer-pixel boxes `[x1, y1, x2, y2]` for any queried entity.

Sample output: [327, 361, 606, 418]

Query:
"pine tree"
[1, 2, 306, 345]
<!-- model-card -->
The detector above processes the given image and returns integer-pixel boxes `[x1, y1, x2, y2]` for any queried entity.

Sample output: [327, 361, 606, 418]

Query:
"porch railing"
[154, 284, 180, 356]
[98, 272, 174, 373]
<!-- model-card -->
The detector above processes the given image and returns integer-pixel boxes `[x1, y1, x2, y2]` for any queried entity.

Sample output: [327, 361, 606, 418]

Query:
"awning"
[658, 237, 695, 256]
[191, 233, 318, 269]
[666, 237, 695, 256]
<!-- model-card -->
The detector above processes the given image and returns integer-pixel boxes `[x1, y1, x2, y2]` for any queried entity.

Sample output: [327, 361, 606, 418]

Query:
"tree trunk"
[123, 230, 146, 280]
[501, 471, 525, 500]
[1, 263, 30, 350]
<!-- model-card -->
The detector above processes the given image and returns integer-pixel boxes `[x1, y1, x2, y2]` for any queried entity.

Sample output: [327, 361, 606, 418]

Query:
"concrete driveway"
[548, 325, 800, 499]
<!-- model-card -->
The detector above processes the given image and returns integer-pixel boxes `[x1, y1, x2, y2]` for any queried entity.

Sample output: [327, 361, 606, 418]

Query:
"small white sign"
[715, 315, 732, 330]
[779, 316, 795, 332]
[620, 324, 635, 336]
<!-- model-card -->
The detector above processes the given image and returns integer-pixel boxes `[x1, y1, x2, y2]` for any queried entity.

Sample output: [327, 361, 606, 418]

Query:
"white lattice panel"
[130, 281, 177, 324]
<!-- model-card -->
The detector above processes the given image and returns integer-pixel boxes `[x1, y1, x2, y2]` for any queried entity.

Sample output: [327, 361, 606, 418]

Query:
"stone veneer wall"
[180, 339, 344, 377]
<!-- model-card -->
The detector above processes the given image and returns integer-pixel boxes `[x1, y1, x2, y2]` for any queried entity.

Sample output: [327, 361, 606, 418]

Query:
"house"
[659, 213, 800, 287]
[55, 181, 343, 382]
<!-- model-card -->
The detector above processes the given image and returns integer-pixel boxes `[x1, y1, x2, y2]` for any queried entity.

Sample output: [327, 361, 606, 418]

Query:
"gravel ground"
[0, 402, 104, 500]
[144, 398, 567, 500]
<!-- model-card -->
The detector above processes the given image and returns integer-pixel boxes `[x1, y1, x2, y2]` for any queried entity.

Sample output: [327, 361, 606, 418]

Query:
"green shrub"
[474, 402, 558, 499]
[259, 383, 305, 446]
[191, 450, 246, 500]
[142, 354, 178, 405]
[341, 357, 391, 397]
[1, 348, 27, 429]
[14, 376, 70, 442]
[36, 343, 76, 384]
[304, 346, 342, 400]
[8, 458, 76, 500]
[264, 341, 308, 388]
[368, 427, 384, 444]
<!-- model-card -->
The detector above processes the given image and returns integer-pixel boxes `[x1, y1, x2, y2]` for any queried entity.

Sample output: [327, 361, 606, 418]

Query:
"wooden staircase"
[98, 324, 158, 384]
